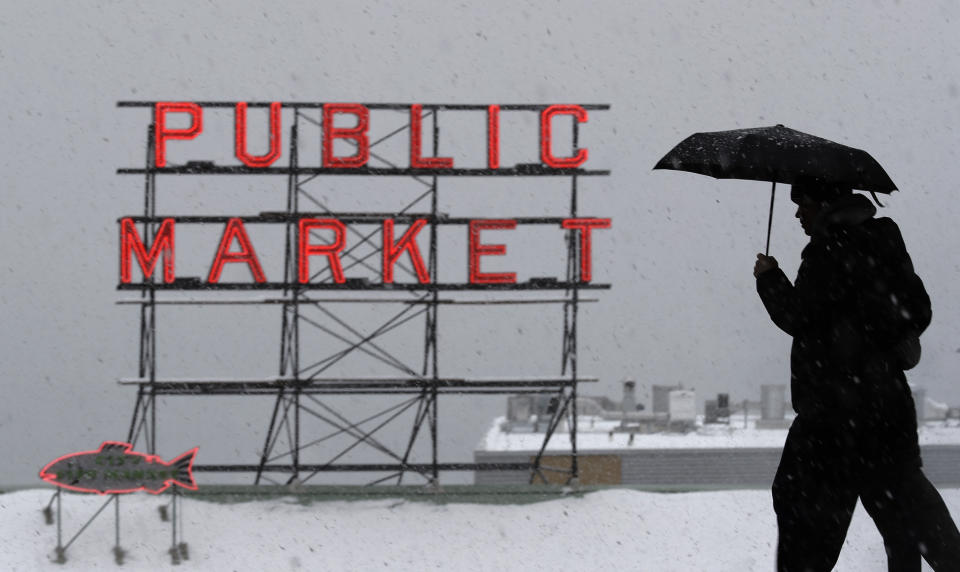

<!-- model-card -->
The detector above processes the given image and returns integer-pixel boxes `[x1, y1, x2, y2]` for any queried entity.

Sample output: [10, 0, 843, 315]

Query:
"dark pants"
[773, 416, 960, 571]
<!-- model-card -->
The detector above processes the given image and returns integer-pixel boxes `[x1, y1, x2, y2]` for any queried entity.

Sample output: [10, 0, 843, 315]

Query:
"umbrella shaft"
[765, 181, 776, 256]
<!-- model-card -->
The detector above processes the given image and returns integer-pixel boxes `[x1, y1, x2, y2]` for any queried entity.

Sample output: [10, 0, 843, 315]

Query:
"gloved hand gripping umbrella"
[653, 124, 897, 254]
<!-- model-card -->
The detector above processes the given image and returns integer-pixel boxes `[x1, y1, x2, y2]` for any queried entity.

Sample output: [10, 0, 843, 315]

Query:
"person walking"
[753, 178, 960, 571]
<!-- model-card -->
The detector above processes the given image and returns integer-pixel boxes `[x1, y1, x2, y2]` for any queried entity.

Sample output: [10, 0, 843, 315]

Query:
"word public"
[153, 102, 592, 169]
[119, 217, 611, 285]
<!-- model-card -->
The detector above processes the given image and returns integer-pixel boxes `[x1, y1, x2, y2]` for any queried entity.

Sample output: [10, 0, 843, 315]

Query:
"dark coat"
[756, 193, 923, 466]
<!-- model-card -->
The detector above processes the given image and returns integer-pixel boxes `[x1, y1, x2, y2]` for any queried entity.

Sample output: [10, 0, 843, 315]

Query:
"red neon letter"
[487, 105, 500, 170]
[322, 104, 369, 168]
[120, 218, 175, 283]
[562, 218, 611, 282]
[154, 102, 202, 168]
[468, 220, 516, 284]
[299, 219, 346, 283]
[540, 105, 588, 168]
[410, 104, 453, 169]
[207, 218, 266, 283]
[382, 219, 430, 284]
[235, 102, 282, 168]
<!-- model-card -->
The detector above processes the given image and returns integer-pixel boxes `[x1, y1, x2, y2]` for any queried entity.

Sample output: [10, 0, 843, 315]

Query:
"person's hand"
[754, 254, 778, 278]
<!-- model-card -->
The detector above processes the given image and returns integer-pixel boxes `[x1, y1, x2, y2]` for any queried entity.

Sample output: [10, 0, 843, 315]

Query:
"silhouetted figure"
[754, 179, 960, 571]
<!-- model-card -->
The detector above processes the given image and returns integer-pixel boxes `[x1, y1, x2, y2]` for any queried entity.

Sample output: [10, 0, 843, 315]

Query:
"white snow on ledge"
[477, 416, 960, 453]
[2, 488, 957, 571]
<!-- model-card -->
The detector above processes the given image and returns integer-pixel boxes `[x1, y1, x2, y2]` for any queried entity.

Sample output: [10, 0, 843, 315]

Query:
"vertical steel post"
[293, 388, 301, 483]
[149, 384, 156, 455]
[261, 117, 301, 485]
[429, 107, 441, 485]
[169, 488, 179, 564]
[569, 120, 580, 483]
[290, 117, 301, 484]
[148, 122, 158, 455]
[55, 489, 63, 563]
[113, 495, 124, 564]
[133, 122, 159, 456]
[419, 108, 441, 484]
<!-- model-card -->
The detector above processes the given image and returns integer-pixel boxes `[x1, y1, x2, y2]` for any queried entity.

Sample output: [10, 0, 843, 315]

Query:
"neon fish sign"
[40, 442, 198, 495]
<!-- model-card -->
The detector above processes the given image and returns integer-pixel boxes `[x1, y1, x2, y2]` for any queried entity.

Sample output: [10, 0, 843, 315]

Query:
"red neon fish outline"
[39, 441, 199, 495]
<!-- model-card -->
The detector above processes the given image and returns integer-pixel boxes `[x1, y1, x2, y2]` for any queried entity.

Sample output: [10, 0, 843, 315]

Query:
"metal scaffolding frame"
[117, 101, 611, 489]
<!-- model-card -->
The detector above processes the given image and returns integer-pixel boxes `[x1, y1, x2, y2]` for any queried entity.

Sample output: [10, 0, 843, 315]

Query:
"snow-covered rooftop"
[477, 415, 960, 453]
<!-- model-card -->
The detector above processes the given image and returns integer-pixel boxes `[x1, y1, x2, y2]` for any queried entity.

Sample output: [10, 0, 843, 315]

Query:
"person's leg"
[854, 366, 927, 570]
[900, 469, 960, 570]
[856, 364, 960, 571]
[774, 421, 859, 571]
[862, 467, 960, 572]
[859, 489, 920, 572]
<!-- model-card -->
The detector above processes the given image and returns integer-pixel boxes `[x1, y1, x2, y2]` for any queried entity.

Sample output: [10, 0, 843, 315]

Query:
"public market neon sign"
[119, 102, 611, 286]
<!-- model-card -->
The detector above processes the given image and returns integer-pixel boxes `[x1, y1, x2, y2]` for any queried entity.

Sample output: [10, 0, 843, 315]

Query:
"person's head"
[790, 177, 852, 235]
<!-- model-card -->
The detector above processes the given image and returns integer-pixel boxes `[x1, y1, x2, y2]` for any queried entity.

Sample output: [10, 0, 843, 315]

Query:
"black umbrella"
[653, 124, 897, 254]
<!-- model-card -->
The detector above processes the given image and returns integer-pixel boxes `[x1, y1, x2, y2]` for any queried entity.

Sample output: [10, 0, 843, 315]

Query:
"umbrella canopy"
[653, 124, 897, 193]
[653, 125, 898, 255]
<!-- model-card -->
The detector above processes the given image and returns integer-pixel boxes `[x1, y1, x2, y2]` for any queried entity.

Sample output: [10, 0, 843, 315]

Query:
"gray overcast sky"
[2, 1, 959, 485]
